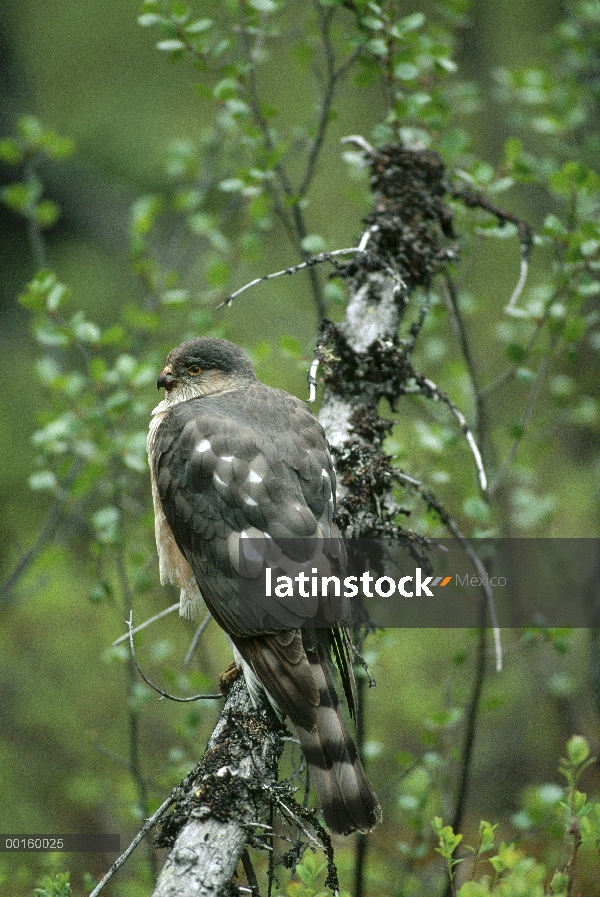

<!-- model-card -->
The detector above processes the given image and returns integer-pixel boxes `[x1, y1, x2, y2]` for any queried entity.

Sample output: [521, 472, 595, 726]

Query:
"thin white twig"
[88, 793, 176, 897]
[216, 248, 368, 309]
[307, 356, 320, 403]
[340, 134, 375, 155]
[271, 793, 323, 849]
[504, 254, 529, 313]
[358, 224, 378, 252]
[112, 602, 179, 646]
[420, 377, 488, 493]
[184, 611, 212, 667]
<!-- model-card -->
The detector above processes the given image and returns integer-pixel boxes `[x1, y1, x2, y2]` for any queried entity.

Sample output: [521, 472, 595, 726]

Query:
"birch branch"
[150, 675, 286, 897]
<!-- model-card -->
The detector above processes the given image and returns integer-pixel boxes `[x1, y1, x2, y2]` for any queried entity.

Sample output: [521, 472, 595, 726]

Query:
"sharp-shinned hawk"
[147, 337, 380, 834]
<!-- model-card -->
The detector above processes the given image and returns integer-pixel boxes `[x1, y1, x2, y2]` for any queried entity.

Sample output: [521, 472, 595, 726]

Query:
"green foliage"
[285, 854, 337, 897]
[33, 873, 71, 897]
[17, 268, 156, 536]
[431, 738, 600, 897]
[0, 117, 73, 234]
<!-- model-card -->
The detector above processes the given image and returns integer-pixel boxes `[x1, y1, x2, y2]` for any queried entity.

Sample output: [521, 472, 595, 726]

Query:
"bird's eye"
[188, 365, 203, 375]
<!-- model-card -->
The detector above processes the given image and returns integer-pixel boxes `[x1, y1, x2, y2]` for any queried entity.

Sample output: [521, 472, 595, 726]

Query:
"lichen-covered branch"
[316, 144, 458, 548]
[151, 676, 286, 897]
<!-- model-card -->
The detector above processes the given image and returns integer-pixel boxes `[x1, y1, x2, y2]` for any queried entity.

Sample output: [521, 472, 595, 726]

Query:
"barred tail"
[295, 652, 381, 835]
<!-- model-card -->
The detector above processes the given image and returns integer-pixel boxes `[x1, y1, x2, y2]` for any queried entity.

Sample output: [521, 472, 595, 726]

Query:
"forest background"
[1, 1, 600, 895]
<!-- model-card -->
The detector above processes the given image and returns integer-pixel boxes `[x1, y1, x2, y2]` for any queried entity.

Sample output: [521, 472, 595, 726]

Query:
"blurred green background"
[1, 1, 599, 895]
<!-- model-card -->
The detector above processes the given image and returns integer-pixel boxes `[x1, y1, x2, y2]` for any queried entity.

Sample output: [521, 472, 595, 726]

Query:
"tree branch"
[150, 675, 286, 897]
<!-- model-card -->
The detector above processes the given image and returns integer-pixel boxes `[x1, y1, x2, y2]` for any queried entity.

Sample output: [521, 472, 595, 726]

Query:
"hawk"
[147, 337, 380, 834]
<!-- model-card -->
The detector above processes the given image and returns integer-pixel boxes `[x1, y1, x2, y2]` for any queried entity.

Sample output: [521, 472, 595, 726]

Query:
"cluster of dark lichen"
[337, 145, 457, 288]
[155, 704, 285, 848]
[317, 321, 412, 406]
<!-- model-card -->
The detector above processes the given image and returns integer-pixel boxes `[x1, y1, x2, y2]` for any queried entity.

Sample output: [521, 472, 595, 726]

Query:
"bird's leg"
[219, 660, 241, 694]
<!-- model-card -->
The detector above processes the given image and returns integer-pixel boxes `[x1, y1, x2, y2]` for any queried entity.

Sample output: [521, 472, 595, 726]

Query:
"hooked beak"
[157, 367, 175, 391]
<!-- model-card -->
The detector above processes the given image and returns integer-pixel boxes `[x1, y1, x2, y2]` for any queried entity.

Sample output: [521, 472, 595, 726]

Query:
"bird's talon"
[219, 661, 240, 694]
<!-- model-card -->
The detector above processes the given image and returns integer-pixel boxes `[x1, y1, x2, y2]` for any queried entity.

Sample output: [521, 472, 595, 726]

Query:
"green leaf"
[218, 178, 245, 192]
[478, 820, 497, 853]
[131, 194, 162, 235]
[566, 735, 590, 766]
[505, 342, 526, 363]
[156, 39, 186, 51]
[185, 18, 213, 33]
[35, 199, 60, 228]
[2, 181, 40, 214]
[396, 12, 425, 32]
[161, 288, 189, 305]
[29, 471, 58, 491]
[278, 335, 303, 358]
[92, 506, 121, 544]
[73, 319, 101, 344]
[324, 281, 346, 304]
[99, 325, 125, 346]
[550, 872, 569, 895]
[367, 38, 388, 57]
[463, 496, 490, 522]
[17, 114, 44, 146]
[301, 234, 326, 253]
[46, 281, 69, 312]
[362, 17, 384, 30]
[458, 883, 489, 897]
[248, 0, 276, 11]
[433, 817, 463, 858]
[35, 323, 70, 347]
[394, 63, 419, 80]
[169, 1, 190, 21]
[138, 13, 163, 26]
[33, 871, 72, 897]
[0, 138, 23, 164]
[41, 131, 75, 160]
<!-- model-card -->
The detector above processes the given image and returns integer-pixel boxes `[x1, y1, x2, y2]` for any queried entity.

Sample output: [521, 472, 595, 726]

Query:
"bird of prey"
[147, 337, 380, 835]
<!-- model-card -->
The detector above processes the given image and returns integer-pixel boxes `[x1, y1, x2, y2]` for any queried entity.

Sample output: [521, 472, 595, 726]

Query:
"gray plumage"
[148, 337, 381, 834]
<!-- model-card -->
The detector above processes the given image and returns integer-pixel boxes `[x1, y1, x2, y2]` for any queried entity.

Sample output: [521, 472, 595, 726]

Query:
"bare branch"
[450, 184, 534, 315]
[236, 0, 326, 317]
[410, 374, 488, 494]
[394, 470, 502, 672]
[0, 464, 84, 604]
[487, 355, 552, 500]
[216, 247, 371, 309]
[340, 135, 375, 155]
[307, 355, 320, 404]
[88, 793, 176, 897]
[184, 611, 213, 667]
[112, 602, 179, 646]
[504, 254, 530, 313]
[443, 272, 486, 451]
[298, 4, 360, 198]
[126, 612, 222, 702]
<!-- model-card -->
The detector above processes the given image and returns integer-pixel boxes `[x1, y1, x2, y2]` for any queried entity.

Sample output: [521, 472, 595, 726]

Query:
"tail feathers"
[296, 653, 381, 835]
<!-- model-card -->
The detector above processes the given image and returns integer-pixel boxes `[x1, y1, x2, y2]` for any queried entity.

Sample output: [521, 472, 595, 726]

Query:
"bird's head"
[157, 338, 257, 405]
